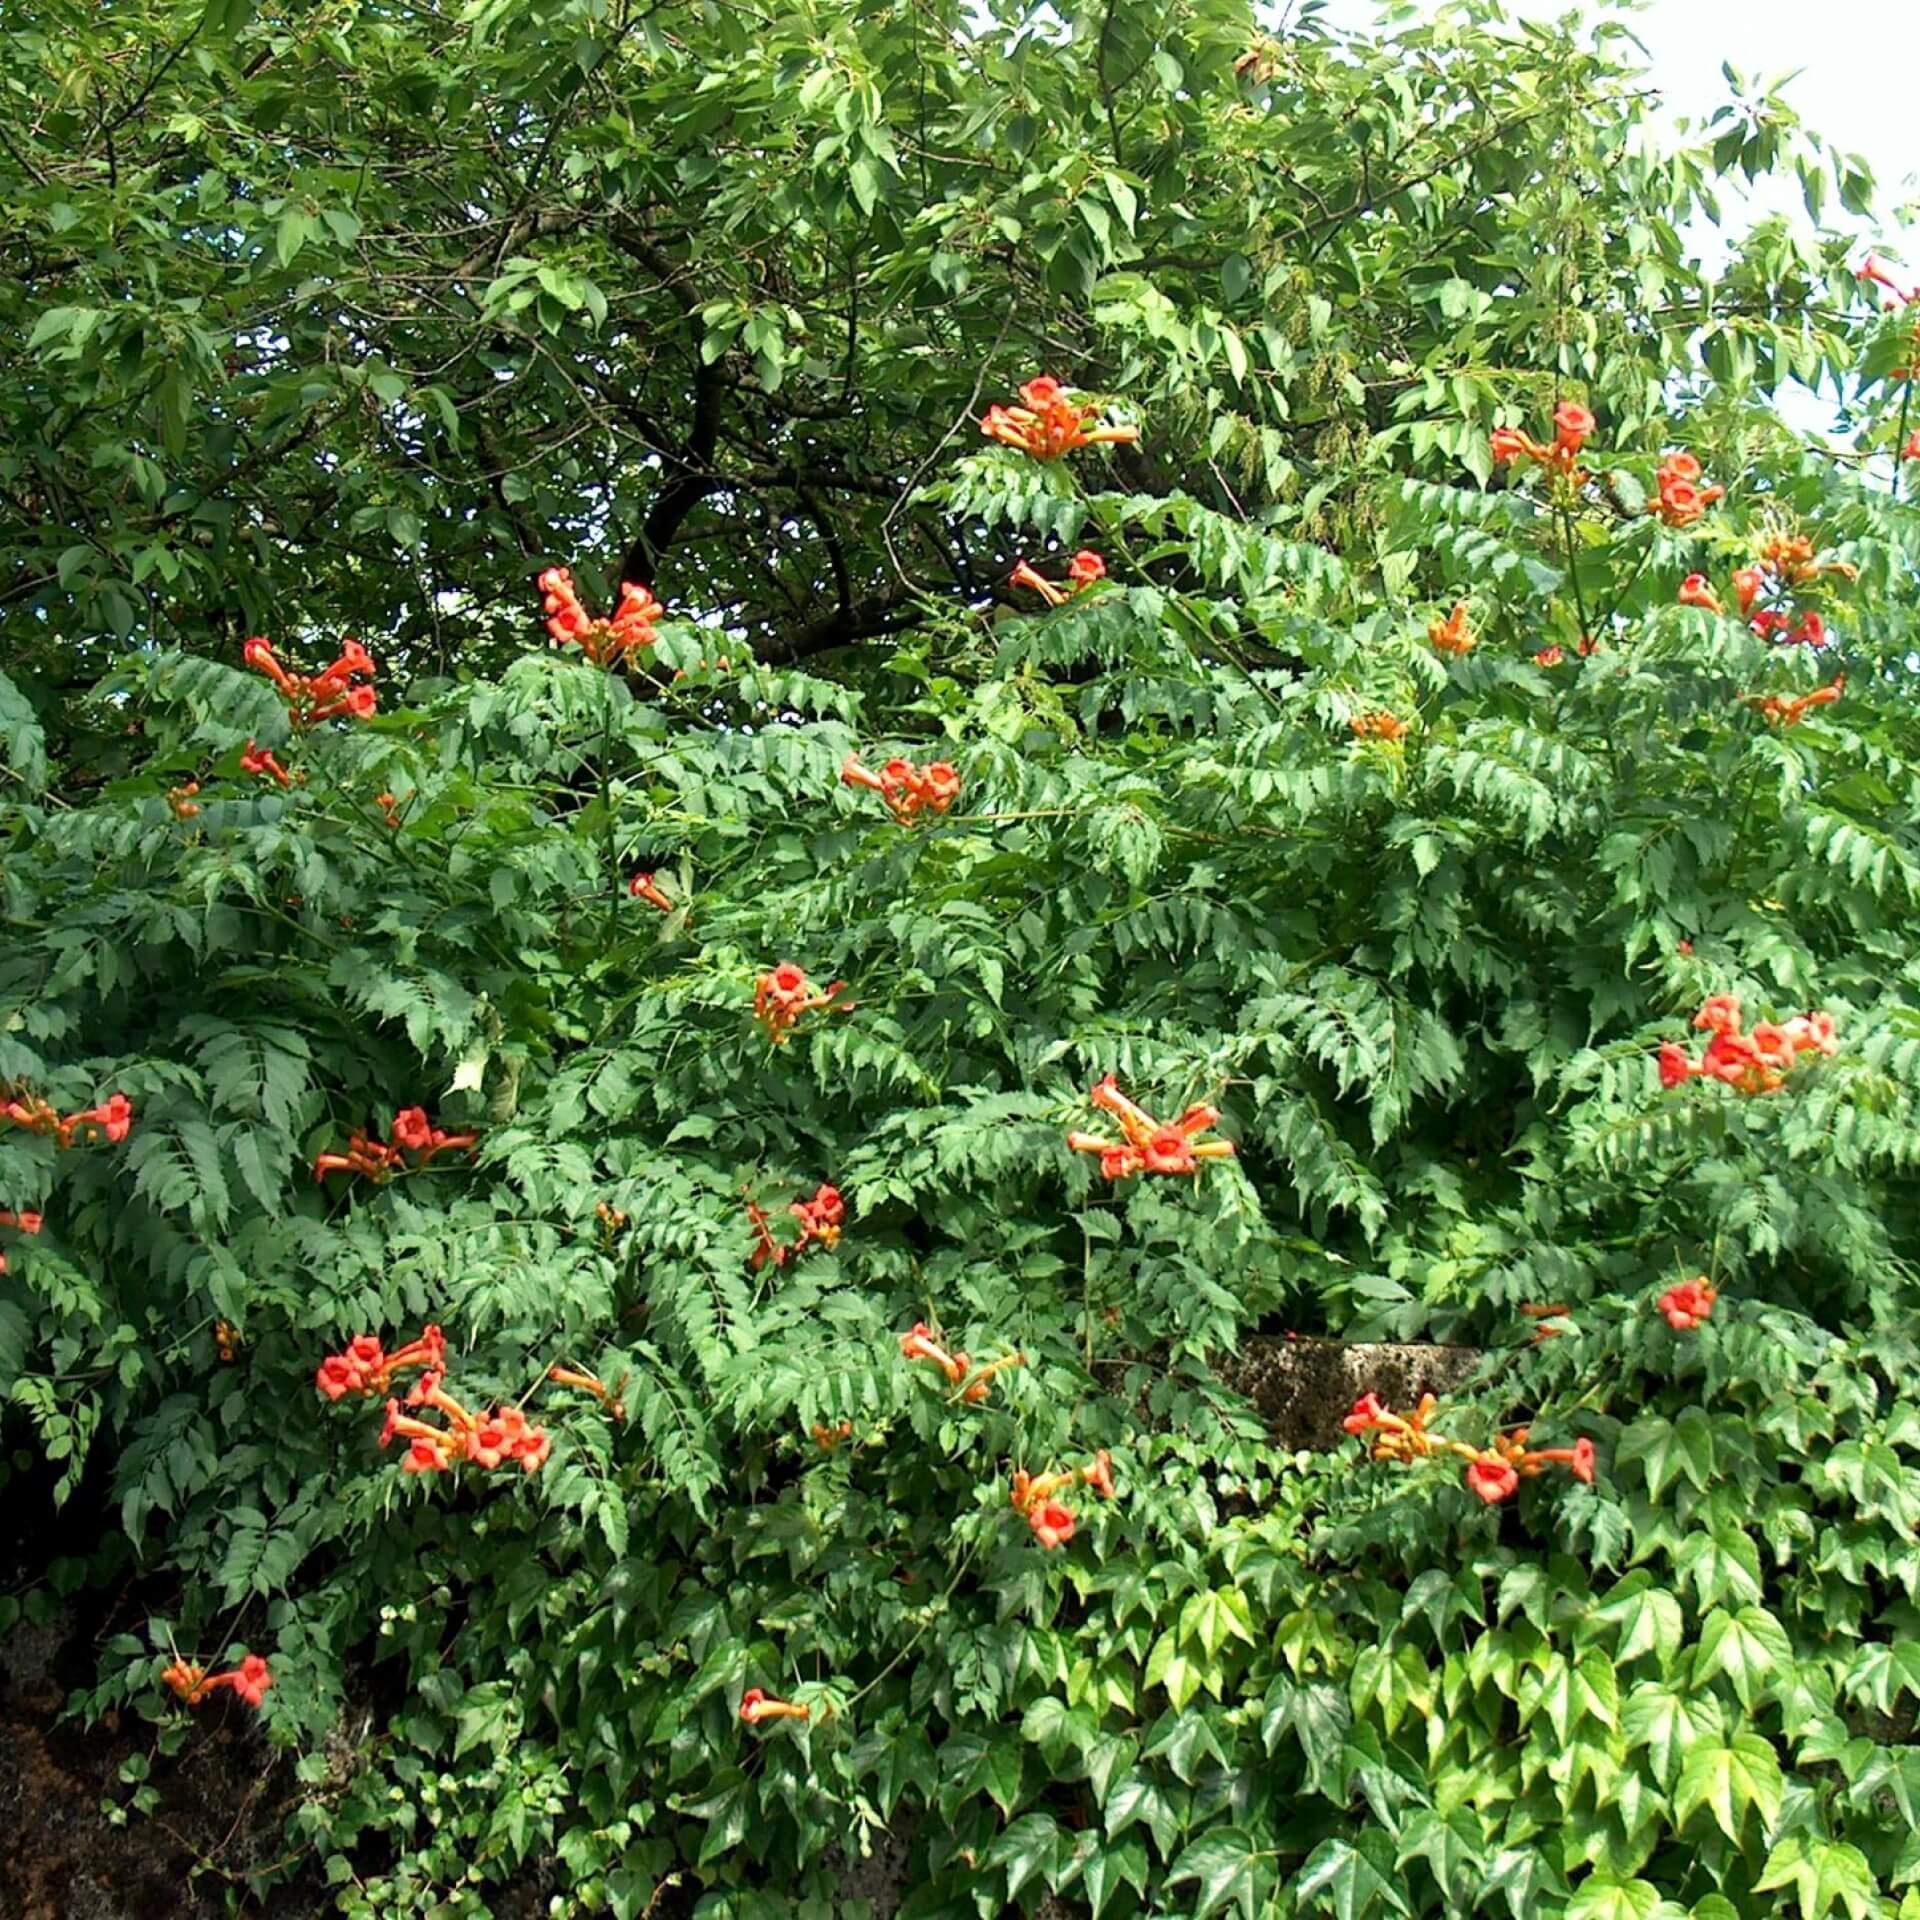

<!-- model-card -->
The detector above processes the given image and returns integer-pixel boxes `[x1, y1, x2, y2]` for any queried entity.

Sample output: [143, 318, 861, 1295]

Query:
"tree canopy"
[5, 4, 1920, 1919]
[1, 0, 1885, 690]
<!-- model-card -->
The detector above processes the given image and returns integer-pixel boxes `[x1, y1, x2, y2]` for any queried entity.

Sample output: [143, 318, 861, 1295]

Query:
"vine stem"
[1557, 498, 1591, 641]
[599, 663, 620, 941]
[1892, 371, 1914, 505]
[1593, 518, 1660, 631]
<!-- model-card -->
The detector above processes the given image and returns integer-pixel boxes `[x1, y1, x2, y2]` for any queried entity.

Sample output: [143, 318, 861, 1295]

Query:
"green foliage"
[5, 1, 1920, 1917]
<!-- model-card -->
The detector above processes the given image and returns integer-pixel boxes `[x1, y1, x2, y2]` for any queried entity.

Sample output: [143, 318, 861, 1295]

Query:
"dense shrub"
[5, 3, 1920, 1917]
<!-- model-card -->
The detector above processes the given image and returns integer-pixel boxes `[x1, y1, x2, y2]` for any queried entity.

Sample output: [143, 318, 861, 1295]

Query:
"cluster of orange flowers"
[240, 741, 296, 787]
[315, 1323, 446, 1402]
[1010, 550, 1107, 606]
[1676, 541, 1845, 648]
[1490, 400, 1593, 480]
[840, 753, 961, 825]
[1067, 1074, 1235, 1181]
[628, 871, 675, 913]
[1651, 451, 1722, 529]
[980, 376, 1139, 461]
[1427, 603, 1474, 655]
[1748, 676, 1844, 728]
[168, 780, 202, 819]
[897, 1322, 1026, 1405]
[1010, 1452, 1117, 1550]
[314, 1321, 553, 1475]
[163, 1653, 272, 1711]
[1659, 994, 1838, 1095]
[1519, 1301, 1572, 1346]
[243, 636, 379, 726]
[380, 1377, 551, 1476]
[4, 1090, 134, 1149]
[1349, 710, 1409, 743]
[1659, 1277, 1718, 1330]
[1345, 1393, 1595, 1506]
[313, 1106, 477, 1184]
[537, 566, 665, 666]
[753, 963, 851, 1045]
[748, 1182, 846, 1270]
[1734, 534, 1851, 643]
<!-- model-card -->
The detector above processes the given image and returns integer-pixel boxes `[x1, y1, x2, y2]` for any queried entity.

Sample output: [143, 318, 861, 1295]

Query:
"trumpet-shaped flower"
[1069, 1075, 1235, 1181]
[981, 377, 1139, 460]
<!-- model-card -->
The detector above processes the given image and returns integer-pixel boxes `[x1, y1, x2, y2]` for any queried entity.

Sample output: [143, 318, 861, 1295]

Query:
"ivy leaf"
[1674, 1733, 1786, 1843]
[1183, 1587, 1255, 1658]
[1843, 1640, 1920, 1715]
[1296, 1833, 1411, 1920]
[1615, 1411, 1714, 1500]
[1565, 1877, 1676, 1920]
[936, 1731, 1024, 1820]
[1589, 1578, 1685, 1667]
[1675, 1528, 1764, 1609]
[1145, 1628, 1216, 1710]
[1755, 1835, 1879, 1920]
[1261, 1675, 1352, 1790]
[1103, 1770, 1181, 1858]
[1397, 1808, 1489, 1905]
[1624, 1682, 1719, 1789]
[1479, 1846, 1569, 1920]
[1140, 1708, 1230, 1785]
[982, 1812, 1066, 1902]
[1165, 1828, 1270, 1920]
[1693, 1606, 1793, 1708]
[1081, 1832, 1150, 1919]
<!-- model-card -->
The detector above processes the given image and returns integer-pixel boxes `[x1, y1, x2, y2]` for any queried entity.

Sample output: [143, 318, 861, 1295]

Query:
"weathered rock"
[1223, 1336, 1483, 1450]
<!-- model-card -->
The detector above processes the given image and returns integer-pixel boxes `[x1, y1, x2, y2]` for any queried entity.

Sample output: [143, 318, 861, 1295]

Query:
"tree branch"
[757, 586, 930, 664]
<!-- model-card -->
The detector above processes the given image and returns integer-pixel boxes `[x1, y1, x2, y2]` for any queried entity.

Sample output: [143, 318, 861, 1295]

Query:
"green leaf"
[1624, 1683, 1718, 1789]
[1566, 1878, 1670, 1920]
[1693, 1606, 1792, 1708]
[1145, 1629, 1215, 1709]
[1297, 1834, 1411, 1920]
[1183, 1587, 1254, 1658]
[1590, 1578, 1685, 1667]
[1755, 1836, 1879, 1920]
[982, 1813, 1065, 1903]
[1397, 1809, 1488, 1906]
[1480, 1848, 1568, 1920]
[1081, 1833, 1149, 1919]
[276, 208, 314, 267]
[1674, 1734, 1786, 1843]
[1104, 1771, 1179, 1858]
[1616, 1410, 1714, 1499]
[1166, 1829, 1269, 1920]
[1261, 1675, 1351, 1787]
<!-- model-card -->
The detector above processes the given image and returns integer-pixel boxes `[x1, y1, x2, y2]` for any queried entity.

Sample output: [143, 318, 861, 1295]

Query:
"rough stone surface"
[1221, 1336, 1484, 1450]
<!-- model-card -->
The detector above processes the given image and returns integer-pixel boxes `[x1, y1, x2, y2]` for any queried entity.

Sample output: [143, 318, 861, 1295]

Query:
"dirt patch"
[0, 1599, 580, 1917]
[0, 1602, 332, 1918]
